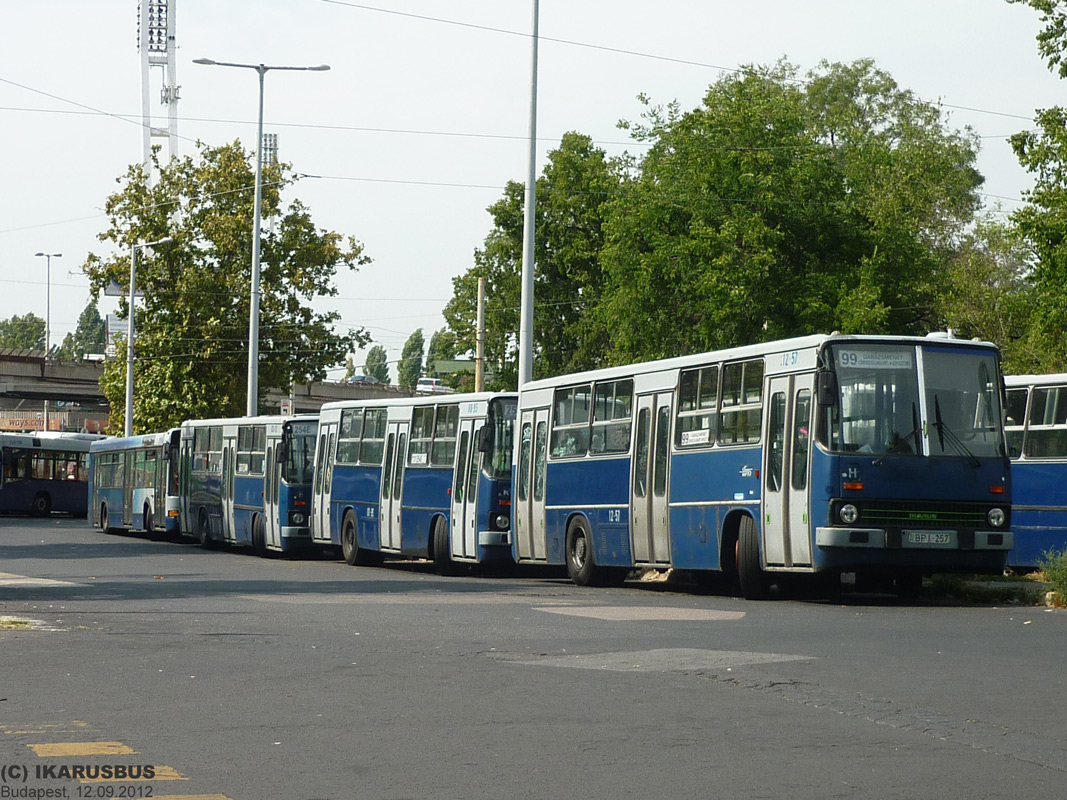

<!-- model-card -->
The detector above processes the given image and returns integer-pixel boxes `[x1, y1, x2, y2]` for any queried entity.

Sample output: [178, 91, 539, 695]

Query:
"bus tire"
[566, 517, 600, 587]
[198, 510, 216, 550]
[737, 516, 771, 600]
[30, 492, 51, 517]
[252, 516, 272, 559]
[100, 503, 114, 534]
[432, 516, 458, 576]
[341, 512, 382, 567]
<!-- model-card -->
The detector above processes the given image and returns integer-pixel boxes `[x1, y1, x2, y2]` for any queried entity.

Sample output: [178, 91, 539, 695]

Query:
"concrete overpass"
[0, 348, 405, 430]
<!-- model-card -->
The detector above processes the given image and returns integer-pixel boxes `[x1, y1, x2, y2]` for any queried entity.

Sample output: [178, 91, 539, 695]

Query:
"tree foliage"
[54, 303, 107, 361]
[83, 141, 370, 433]
[397, 329, 425, 389]
[0, 313, 45, 351]
[363, 344, 390, 384]
[1009, 0, 1067, 78]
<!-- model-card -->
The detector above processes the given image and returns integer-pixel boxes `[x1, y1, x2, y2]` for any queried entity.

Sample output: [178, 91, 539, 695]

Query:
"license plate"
[905, 531, 952, 546]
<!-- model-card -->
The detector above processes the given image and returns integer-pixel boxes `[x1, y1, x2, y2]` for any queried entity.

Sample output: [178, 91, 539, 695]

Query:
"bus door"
[762, 373, 814, 568]
[222, 429, 237, 541]
[380, 421, 408, 552]
[311, 421, 337, 544]
[514, 407, 549, 561]
[264, 442, 281, 549]
[450, 420, 480, 560]
[123, 451, 134, 528]
[631, 392, 673, 566]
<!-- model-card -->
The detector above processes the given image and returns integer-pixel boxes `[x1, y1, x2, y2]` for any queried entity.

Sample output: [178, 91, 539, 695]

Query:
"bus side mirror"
[816, 371, 838, 407]
[278, 441, 289, 463]
[477, 426, 493, 454]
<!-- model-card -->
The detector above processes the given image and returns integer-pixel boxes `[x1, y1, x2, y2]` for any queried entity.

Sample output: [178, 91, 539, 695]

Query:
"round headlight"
[493, 513, 510, 530]
[987, 507, 1005, 528]
[291, 512, 306, 526]
[839, 504, 859, 525]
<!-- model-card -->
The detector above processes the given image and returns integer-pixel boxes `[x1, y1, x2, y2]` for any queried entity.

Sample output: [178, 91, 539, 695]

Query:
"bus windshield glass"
[486, 397, 517, 480]
[283, 422, 317, 484]
[820, 343, 1004, 459]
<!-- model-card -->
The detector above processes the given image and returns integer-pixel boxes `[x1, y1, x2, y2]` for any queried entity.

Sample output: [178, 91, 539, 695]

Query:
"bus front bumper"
[815, 528, 1014, 551]
[479, 530, 510, 547]
[282, 526, 311, 539]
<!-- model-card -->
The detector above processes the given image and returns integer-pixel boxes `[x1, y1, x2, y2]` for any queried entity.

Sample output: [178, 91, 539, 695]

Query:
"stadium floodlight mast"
[125, 237, 173, 437]
[192, 57, 330, 416]
[34, 251, 62, 432]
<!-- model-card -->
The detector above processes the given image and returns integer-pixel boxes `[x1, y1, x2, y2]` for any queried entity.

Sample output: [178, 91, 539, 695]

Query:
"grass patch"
[926, 573, 1047, 605]
[1038, 548, 1067, 608]
[0, 617, 32, 630]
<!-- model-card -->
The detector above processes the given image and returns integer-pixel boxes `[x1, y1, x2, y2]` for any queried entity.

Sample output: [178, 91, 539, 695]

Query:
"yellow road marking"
[28, 741, 135, 757]
[82, 765, 187, 782]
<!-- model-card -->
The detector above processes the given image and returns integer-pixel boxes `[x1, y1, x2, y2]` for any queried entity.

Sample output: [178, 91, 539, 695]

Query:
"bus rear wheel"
[432, 516, 459, 576]
[566, 518, 604, 586]
[737, 516, 771, 600]
[30, 492, 51, 517]
[252, 516, 271, 559]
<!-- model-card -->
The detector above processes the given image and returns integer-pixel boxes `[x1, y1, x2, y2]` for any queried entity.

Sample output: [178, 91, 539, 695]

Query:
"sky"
[1, 0, 1064, 383]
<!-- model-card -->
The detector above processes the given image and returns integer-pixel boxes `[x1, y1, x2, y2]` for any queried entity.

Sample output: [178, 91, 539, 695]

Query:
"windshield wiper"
[873, 403, 921, 466]
[933, 395, 981, 468]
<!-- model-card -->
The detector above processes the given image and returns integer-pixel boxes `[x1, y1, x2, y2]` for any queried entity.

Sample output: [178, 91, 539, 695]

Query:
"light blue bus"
[513, 333, 1013, 599]
[89, 429, 181, 536]
[1004, 373, 1067, 569]
[179, 414, 318, 556]
[310, 393, 516, 574]
[0, 431, 103, 517]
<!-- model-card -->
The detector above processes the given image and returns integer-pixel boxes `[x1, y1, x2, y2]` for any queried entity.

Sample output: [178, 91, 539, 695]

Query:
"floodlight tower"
[138, 0, 180, 171]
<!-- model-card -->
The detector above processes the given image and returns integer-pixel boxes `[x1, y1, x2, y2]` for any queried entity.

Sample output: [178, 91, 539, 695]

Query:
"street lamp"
[125, 237, 173, 437]
[193, 57, 330, 416]
[34, 251, 61, 432]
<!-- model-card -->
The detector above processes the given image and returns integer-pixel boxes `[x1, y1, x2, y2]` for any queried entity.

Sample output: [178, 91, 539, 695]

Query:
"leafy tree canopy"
[0, 313, 45, 351]
[54, 303, 107, 361]
[397, 329, 425, 389]
[363, 344, 390, 384]
[83, 141, 370, 433]
[1009, 0, 1067, 78]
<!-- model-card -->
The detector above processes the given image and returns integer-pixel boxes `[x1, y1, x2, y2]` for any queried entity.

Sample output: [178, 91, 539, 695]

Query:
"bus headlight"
[987, 508, 1006, 528]
[289, 511, 306, 526]
[492, 513, 510, 531]
[839, 504, 859, 525]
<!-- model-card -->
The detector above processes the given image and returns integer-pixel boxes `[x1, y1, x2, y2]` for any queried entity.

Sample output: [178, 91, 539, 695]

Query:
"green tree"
[54, 303, 107, 361]
[363, 344, 390, 384]
[444, 132, 618, 387]
[594, 60, 983, 363]
[397, 329, 424, 390]
[0, 313, 46, 351]
[425, 328, 457, 377]
[83, 141, 370, 433]
[1009, 0, 1067, 77]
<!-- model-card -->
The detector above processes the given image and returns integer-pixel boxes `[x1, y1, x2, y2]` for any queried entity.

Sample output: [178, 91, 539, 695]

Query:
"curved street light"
[193, 57, 330, 416]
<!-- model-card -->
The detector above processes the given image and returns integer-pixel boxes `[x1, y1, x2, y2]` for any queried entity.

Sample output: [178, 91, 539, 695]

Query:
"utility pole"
[476, 277, 486, 392]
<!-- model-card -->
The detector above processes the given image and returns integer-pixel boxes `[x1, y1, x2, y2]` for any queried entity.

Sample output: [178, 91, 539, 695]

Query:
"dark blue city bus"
[513, 333, 1013, 599]
[1004, 374, 1067, 569]
[311, 393, 516, 575]
[179, 415, 318, 556]
[0, 431, 102, 517]
[89, 429, 181, 535]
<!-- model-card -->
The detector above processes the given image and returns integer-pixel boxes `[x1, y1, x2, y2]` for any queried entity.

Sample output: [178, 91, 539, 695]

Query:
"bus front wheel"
[252, 516, 271, 559]
[198, 510, 216, 550]
[737, 516, 771, 600]
[566, 518, 601, 586]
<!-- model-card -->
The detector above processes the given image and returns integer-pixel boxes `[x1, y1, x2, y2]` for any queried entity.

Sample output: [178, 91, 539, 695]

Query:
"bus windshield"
[486, 397, 517, 480]
[819, 343, 1004, 459]
[283, 422, 317, 484]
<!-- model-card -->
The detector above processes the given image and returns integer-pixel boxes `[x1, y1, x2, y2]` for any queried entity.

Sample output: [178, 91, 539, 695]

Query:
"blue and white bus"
[179, 415, 318, 556]
[513, 333, 1013, 599]
[1004, 373, 1067, 569]
[311, 392, 516, 574]
[88, 429, 181, 536]
[0, 431, 102, 517]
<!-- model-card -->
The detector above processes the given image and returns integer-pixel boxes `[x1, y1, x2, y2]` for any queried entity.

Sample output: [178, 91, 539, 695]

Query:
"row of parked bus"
[7, 333, 1063, 598]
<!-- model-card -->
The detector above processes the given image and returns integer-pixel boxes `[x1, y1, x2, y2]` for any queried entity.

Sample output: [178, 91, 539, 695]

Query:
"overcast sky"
[1, 0, 1063, 382]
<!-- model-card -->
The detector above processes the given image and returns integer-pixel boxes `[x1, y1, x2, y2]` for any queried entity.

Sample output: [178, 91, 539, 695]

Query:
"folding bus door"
[450, 419, 480, 560]
[265, 443, 281, 549]
[222, 428, 237, 542]
[514, 407, 549, 562]
[311, 421, 337, 545]
[379, 421, 408, 552]
[631, 392, 673, 566]
[762, 373, 814, 568]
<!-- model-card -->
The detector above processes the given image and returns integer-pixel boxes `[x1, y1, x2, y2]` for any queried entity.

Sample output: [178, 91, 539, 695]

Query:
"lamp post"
[34, 251, 61, 431]
[125, 237, 172, 437]
[193, 57, 330, 416]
